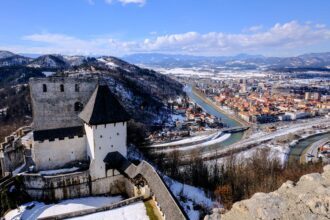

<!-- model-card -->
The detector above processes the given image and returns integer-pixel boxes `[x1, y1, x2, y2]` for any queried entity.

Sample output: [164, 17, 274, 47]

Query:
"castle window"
[100, 135, 103, 138]
[117, 132, 120, 136]
[60, 84, 64, 92]
[75, 84, 80, 92]
[74, 102, 84, 112]
[43, 84, 47, 92]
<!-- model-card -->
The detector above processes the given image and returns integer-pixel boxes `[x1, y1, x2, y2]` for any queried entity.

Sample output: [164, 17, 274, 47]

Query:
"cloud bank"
[3, 21, 330, 56]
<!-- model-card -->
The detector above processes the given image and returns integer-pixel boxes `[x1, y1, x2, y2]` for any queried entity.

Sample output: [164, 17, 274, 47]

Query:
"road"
[177, 117, 330, 163]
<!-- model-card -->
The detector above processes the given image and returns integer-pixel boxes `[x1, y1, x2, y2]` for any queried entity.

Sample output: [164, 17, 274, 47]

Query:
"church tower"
[79, 84, 130, 180]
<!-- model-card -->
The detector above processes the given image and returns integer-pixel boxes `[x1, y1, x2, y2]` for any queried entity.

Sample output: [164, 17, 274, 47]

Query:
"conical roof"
[79, 84, 130, 125]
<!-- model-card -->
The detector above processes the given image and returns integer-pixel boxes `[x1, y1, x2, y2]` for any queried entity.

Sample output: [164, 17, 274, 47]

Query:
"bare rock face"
[206, 165, 330, 220]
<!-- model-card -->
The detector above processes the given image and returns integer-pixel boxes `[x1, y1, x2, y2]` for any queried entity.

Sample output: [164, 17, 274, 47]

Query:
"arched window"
[75, 84, 80, 92]
[60, 84, 64, 92]
[74, 102, 84, 112]
[42, 84, 47, 92]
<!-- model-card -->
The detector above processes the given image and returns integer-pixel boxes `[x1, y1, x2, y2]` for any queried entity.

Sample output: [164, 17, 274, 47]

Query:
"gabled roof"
[79, 84, 130, 125]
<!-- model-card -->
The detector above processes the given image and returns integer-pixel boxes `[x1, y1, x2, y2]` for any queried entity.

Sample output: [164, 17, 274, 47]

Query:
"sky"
[0, 0, 330, 57]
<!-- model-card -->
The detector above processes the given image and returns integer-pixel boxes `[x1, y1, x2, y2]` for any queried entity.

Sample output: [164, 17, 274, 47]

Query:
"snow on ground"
[39, 167, 80, 175]
[170, 114, 185, 123]
[236, 143, 290, 166]
[68, 201, 148, 220]
[151, 131, 219, 147]
[161, 133, 231, 152]
[155, 67, 215, 77]
[4, 196, 124, 220]
[97, 58, 119, 69]
[163, 176, 218, 220]
[12, 162, 26, 175]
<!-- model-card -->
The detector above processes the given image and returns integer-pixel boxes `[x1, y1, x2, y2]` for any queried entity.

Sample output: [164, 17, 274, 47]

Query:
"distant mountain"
[123, 52, 330, 70]
[0, 51, 16, 59]
[27, 54, 70, 68]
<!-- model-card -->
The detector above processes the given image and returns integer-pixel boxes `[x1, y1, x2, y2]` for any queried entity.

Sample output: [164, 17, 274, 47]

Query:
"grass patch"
[144, 199, 160, 220]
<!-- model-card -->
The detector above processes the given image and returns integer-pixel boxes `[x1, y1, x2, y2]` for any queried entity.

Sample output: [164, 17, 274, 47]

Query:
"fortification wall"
[125, 161, 187, 220]
[22, 171, 90, 201]
[22, 169, 127, 201]
[0, 126, 32, 176]
[29, 77, 98, 131]
[32, 135, 87, 171]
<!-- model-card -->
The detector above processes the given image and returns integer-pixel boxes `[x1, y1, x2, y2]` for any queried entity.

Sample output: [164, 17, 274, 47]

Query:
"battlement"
[0, 126, 31, 176]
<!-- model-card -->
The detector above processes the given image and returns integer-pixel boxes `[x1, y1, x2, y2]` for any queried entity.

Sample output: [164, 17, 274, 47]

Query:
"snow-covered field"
[151, 131, 219, 147]
[160, 133, 231, 152]
[153, 67, 267, 79]
[4, 196, 124, 220]
[68, 201, 148, 220]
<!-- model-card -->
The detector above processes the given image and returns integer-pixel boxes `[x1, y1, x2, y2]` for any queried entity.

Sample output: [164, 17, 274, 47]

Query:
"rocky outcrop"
[205, 165, 330, 220]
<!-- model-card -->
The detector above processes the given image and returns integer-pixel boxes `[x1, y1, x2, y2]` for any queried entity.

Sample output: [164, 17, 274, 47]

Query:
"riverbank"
[191, 87, 250, 127]
[288, 131, 330, 163]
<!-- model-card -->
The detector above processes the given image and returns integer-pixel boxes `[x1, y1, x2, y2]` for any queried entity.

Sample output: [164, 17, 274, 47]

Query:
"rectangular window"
[43, 84, 47, 92]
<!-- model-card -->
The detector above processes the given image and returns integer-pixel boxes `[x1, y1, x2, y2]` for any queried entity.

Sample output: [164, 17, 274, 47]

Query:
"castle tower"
[79, 84, 130, 180]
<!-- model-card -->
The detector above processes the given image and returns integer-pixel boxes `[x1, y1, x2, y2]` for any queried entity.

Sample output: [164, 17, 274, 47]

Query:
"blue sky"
[1, 0, 330, 56]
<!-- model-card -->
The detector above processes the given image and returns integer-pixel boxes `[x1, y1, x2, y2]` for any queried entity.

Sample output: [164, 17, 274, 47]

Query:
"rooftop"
[79, 84, 130, 125]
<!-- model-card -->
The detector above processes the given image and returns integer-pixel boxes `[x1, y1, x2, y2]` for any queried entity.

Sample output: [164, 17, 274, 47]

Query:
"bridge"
[222, 126, 250, 133]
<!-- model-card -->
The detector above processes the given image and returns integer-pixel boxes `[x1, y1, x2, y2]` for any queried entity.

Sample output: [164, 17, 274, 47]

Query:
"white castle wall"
[33, 136, 87, 171]
[85, 122, 127, 180]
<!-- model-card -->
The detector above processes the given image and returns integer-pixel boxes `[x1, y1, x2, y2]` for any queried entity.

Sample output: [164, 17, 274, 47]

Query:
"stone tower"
[79, 84, 130, 180]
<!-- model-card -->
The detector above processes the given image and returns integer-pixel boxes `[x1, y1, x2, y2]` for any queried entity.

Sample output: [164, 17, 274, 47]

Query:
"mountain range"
[123, 52, 330, 70]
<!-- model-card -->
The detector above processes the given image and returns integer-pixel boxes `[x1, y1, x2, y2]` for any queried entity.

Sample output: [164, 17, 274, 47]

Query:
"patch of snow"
[170, 114, 185, 123]
[163, 176, 218, 220]
[162, 133, 231, 152]
[39, 167, 80, 175]
[68, 201, 148, 220]
[152, 132, 218, 147]
[12, 162, 26, 176]
[4, 196, 124, 220]
[97, 58, 119, 69]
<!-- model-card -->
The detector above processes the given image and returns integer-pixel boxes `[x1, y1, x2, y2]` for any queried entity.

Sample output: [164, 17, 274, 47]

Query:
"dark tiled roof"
[33, 126, 85, 142]
[103, 151, 132, 173]
[79, 85, 130, 125]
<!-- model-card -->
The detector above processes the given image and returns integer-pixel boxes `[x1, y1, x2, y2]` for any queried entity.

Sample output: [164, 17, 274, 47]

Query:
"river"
[184, 86, 244, 152]
[288, 132, 330, 163]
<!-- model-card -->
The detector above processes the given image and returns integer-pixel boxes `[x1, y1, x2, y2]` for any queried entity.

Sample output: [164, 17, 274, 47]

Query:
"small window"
[74, 102, 84, 112]
[100, 135, 103, 138]
[60, 84, 64, 92]
[117, 132, 119, 136]
[75, 84, 80, 92]
[43, 84, 47, 92]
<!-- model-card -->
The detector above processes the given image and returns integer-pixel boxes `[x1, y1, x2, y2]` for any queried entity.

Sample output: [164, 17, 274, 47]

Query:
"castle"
[0, 76, 187, 219]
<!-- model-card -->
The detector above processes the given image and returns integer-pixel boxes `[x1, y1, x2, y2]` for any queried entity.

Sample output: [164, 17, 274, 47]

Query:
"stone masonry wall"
[29, 77, 98, 131]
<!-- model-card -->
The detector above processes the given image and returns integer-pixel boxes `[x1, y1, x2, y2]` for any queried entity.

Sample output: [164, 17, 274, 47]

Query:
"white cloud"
[105, 0, 145, 6]
[243, 25, 263, 33]
[3, 21, 330, 56]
